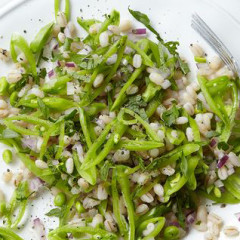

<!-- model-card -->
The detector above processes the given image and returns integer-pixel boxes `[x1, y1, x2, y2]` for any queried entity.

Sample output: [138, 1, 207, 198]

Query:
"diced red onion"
[48, 69, 55, 78]
[186, 213, 195, 225]
[217, 155, 229, 168]
[33, 218, 46, 240]
[49, 38, 58, 51]
[22, 136, 38, 152]
[170, 221, 180, 227]
[65, 62, 76, 68]
[235, 212, 240, 222]
[132, 28, 147, 35]
[210, 138, 217, 148]
[30, 178, 44, 192]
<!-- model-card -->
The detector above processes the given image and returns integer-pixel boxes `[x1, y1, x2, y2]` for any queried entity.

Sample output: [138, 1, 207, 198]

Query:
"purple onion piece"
[210, 138, 217, 148]
[217, 155, 229, 168]
[169, 221, 180, 227]
[132, 28, 147, 35]
[186, 213, 195, 225]
[53, 43, 59, 50]
[48, 69, 55, 78]
[33, 218, 46, 240]
[30, 178, 44, 192]
[65, 62, 76, 68]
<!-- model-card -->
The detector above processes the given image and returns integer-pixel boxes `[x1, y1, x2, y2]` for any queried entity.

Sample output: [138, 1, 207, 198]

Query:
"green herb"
[37, 98, 50, 119]
[38, 68, 47, 78]
[218, 142, 229, 151]
[128, 8, 163, 42]
[178, 57, 190, 75]
[162, 104, 179, 127]
[45, 207, 65, 218]
[100, 160, 113, 181]
[165, 41, 179, 55]
[125, 95, 148, 122]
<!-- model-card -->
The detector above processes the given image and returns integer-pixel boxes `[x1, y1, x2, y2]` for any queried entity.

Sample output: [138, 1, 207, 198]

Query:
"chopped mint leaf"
[162, 104, 179, 127]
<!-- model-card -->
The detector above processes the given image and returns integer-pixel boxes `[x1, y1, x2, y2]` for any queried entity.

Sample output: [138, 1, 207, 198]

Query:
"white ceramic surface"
[0, 0, 240, 239]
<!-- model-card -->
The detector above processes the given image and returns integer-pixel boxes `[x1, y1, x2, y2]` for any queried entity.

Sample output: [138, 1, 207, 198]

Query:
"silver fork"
[191, 13, 240, 77]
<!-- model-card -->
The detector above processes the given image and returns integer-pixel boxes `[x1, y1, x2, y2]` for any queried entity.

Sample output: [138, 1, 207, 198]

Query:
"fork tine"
[192, 14, 235, 65]
[191, 13, 240, 76]
[193, 13, 240, 74]
[191, 20, 235, 72]
[191, 20, 236, 72]
[192, 14, 234, 65]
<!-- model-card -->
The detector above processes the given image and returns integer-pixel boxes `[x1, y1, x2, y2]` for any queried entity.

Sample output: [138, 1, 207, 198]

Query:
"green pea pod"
[0, 77, 9, 96]
[42, 76, 71, 94]
[84, 37, 124, 93]
[206, 76, 230, 95]
[117, 139, 164, 151]
[0, 227, 24, 240]
[6, 181, 29, 229]
[18, 97, 76, 111]
[133, 177, 161, 199]
[118, 108, 161, 142]
[77, 18, 101, 32]
[55, 121, 65, 159]
[142, 81, 161, 103]
[80, 119, 117, 169]
[84, 102, 107, 116]
[224, 169, 240, 200]
[198, 189, 240, 204]
[145, 91, 163, 117]
[112, 169, 128, 236]
[194, 56, 206, 63]
[136, 205, 170, 227]
[10, 33, 37, 76]
[95, 10, 120, 44]
[198, 75, 229, 124]
[82, 35, 127, 105]
[164, 173, 187, 200]
[48, 225, 117, 240]
[81, 122, 127, 170]
[18, 153, 55, 185]
[147, 143, 201, 170]
[30, 22, 54, 54]
[9, 91, 18, 106]
[98, 200, 107, 217]
[136, 217, 165, 239]
[72, 150, 97, 185]
[149, 40, 161, 67]
[111, 39, 149, 111]
[166, 128, 185, 145]
[220, 82, 238, 142]
[126, 39, 154, 67]
[55, 0, 70, 21]
[117, 166, 135, 240]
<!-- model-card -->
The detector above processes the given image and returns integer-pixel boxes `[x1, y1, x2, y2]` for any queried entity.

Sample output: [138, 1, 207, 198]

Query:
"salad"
[0, 0, 239, 239]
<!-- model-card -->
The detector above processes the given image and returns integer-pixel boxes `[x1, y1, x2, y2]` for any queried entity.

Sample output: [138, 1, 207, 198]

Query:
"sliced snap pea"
[30, 22, 54, 54]
[0, 77, 9, 96]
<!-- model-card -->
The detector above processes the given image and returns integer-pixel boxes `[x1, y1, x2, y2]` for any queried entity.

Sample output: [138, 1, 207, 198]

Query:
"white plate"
[0, 0, 240, 239]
